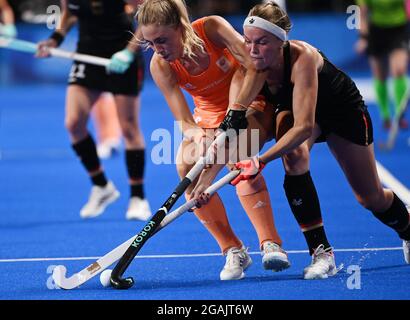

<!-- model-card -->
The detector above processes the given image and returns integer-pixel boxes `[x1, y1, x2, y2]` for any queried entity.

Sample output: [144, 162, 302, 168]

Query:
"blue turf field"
[0, 79, 409, 300]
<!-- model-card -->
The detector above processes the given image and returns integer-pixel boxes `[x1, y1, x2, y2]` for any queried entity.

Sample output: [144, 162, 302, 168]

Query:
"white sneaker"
[126, 197, 152, 221]
[80, 181, 120, 218]
[403, 240, 410, 264]
[261, 241, 291, 272]
[97, 139, 121, 159]
[303, 244, 337, 280]
[220, 246, 252, 281]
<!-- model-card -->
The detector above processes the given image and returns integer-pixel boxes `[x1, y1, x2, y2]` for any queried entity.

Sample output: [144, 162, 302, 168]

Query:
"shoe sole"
[263, 253, 290, 272]
[303, 267, 338, 280]
[80, 190, 120, 218]
[126, 211, 152, 221]
[220, 271, 245, 281]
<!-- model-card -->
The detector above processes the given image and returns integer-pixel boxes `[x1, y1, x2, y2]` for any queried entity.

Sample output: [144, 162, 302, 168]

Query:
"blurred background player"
[0, 0, 17, 38]
[233, 2, 410, 279]
[137, 0, 290, 280]
[36, 0, 151, 221]
[91, 93, 122, 159]
[90, 3, 137, 160]
[355, 0, 409, 130]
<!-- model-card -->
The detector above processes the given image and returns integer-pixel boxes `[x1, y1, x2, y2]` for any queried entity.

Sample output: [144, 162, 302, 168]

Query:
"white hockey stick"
[379, 86, 410, 150]
[0, 36, 110, 66]
[52, 169, 240, 290]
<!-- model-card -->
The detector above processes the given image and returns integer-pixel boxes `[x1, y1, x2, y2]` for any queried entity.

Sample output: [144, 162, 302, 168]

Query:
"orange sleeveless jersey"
[169, 17, 240, 128]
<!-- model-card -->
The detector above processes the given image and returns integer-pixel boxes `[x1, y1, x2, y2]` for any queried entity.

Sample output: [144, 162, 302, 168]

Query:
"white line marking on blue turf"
[0, 247, 403, 263]
[376, 161, 410, 206]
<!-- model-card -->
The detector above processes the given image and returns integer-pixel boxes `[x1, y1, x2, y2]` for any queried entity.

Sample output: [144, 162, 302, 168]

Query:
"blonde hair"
[248, 1, 292, 33]
[136, 0, 205, 59]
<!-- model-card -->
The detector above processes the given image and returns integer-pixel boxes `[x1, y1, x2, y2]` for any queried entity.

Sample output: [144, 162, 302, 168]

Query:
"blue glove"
[0, 24, 17, 38]
[106, 48, 135, 74]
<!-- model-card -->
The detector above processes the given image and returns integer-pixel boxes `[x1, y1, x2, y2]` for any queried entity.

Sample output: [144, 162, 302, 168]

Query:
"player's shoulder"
[202, 15, 230, 30]
[150, 54, 177, 84]
[290, 40, 322, 70]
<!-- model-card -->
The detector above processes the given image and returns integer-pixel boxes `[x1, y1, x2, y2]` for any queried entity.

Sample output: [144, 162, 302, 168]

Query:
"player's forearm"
[1, 3, 15, 24]
[259, 125, 312, 164]
[197, 164, 226, 187]
[232, 69, 268, 110]
[55, 4, 77, 35]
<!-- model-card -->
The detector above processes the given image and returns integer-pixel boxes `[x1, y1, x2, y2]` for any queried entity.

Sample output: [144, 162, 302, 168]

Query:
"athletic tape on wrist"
[243, 16, 288, 41]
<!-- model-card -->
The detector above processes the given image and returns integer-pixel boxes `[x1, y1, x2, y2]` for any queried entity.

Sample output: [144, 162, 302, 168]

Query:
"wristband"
[50, 31, 65, 47]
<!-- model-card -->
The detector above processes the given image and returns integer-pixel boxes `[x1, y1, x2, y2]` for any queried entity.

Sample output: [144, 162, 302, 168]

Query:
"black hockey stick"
[110, 132, 227, 289]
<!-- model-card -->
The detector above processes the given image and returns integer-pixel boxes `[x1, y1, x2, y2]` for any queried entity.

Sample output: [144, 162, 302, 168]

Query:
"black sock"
[126, 149, 145, 199]
[131, 184, 144, 199]
[372, 192, 410, 240]
[303, 226, 330, 254]
[91, 173, 108, 187]
[72, 135, 107, 187]
[284, 171, 331, 254]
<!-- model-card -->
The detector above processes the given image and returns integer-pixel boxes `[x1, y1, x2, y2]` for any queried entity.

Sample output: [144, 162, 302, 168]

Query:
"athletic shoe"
[403, 240, 410, 264]
[303, 244, 337, 280]
[126, 197, 152, 221]
[80, 181, 120, 218]
[261, 241, 291, 272]
[220, 246, 252, 281]
[97, 139, 121, 159]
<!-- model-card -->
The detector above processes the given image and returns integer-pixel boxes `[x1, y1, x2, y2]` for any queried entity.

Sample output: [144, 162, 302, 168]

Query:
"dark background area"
[7, 0, 356, 22]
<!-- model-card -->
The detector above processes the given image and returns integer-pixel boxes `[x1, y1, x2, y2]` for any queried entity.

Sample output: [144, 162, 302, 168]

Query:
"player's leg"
[326, 134, 410, 263]
[234, 106, 290, 271]
[65, 85, 120, 218]
[91, 93, 122, 159]
[277, 111, 336, 279]
[113, 94, 151, 221]
[369, 55, 391, 129]
[177, 140, 251, 280]
[389, 48, 409, 129]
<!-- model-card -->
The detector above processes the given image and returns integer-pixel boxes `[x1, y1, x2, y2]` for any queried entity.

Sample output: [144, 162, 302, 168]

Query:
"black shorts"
[314, 107, 374, 146]
[67, 51, 144, 96]
[367, 24, 409, 57]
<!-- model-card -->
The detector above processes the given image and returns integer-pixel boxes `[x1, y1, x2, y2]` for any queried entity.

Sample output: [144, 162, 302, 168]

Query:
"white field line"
[0, 246, 403, 263]
[376, 161, 410, 207]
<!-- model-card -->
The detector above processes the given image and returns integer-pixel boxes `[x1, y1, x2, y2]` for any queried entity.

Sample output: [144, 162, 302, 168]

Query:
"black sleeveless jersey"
[68, 0, 135, 55]
[261, 42, 366, 118]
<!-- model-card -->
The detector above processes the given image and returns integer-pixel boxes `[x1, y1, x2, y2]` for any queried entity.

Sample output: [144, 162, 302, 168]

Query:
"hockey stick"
[0, 36, 110, 66]
[379, 86, 410, 151]
[110, 132, 227, 289]
[51, 168, 238, 289]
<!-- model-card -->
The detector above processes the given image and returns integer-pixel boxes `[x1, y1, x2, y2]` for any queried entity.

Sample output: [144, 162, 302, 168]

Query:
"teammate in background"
[91, 4, 137, 160]
[231, 2, 410, 279]
[137, 0, 290, 280]
[0, 0, 17, 38]
[92, 93, 122, 159]
[355, 0, 409, 130]
[36, 0, 151, 221]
